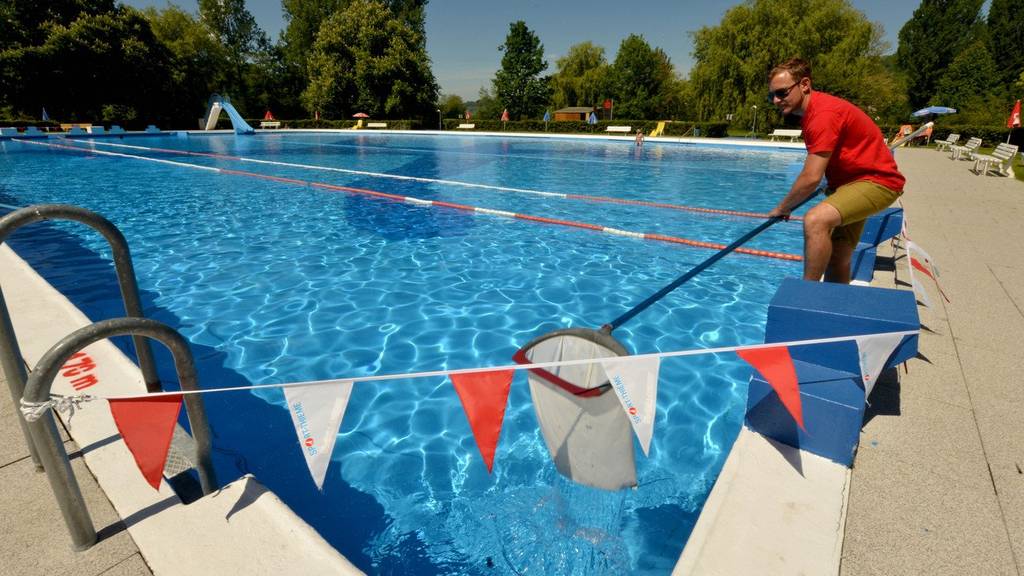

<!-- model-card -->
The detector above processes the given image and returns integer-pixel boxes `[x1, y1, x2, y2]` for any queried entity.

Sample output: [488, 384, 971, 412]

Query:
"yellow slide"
[649, 121, 666, 137]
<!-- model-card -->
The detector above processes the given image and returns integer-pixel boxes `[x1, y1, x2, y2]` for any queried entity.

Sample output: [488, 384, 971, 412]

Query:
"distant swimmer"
[635, 129, 644, 147]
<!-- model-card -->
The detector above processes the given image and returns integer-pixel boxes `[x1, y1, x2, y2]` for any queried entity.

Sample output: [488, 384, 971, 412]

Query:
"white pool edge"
[1, 244, 363, 575]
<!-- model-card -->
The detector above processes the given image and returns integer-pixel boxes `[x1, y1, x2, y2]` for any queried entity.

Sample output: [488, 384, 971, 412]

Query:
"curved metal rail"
[22, 317, 217, 550]
[0, 204, 161, 469]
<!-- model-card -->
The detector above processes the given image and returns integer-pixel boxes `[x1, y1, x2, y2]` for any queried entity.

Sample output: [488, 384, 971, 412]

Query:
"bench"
[259, 121, 281, 129]
[769, 129, 802, 142]
[605, 125, 632, 133]
[972, 143, 1019, 176]
[457, 123, 475, 129]
[366, 122, 387, 129]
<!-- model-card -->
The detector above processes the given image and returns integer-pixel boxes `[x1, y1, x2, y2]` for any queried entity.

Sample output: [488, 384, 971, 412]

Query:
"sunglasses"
[768, 82, 799, 102]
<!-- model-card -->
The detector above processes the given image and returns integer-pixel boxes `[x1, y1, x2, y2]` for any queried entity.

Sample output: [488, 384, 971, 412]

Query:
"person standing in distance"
[765, 58, 905, 284]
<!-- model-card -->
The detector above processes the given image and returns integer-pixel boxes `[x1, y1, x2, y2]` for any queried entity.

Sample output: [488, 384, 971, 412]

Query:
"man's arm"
[767, 151, 831, 218]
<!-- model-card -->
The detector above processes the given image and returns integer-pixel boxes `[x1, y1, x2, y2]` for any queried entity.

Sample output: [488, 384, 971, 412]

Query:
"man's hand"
[767, 206, 791, 220]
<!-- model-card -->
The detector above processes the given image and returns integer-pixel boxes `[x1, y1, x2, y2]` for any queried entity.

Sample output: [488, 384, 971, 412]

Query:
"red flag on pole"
[450, 370, 513, 473]
[1008, 100, 1021, 129]
[109, 395, 183, 490]
[736, 346, 804, 430]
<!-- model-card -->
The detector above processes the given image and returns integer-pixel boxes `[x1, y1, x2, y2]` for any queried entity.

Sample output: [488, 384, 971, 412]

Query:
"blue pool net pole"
[601, 188, 822, 334]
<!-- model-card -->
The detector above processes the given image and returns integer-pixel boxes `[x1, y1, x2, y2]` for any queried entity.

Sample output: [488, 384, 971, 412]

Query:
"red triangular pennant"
[109, 395, 183, 490]
[450, 370, 513, 473]
[737, 346, 804, 430]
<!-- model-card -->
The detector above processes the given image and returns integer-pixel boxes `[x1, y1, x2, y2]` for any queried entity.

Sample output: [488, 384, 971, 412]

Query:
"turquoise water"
[0, 133, 804, 574]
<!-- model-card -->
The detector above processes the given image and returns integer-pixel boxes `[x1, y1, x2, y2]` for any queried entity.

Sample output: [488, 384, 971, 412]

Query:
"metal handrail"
[23, 317, 218, 550]
[0, 204, 162, 469]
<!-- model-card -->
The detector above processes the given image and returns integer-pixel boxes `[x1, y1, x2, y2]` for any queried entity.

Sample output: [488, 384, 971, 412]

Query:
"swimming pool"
[0, 132, 805, 574]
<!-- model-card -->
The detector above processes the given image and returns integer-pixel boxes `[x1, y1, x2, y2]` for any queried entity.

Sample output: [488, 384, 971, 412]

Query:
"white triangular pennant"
[284, 380, 353, 490]
[911, 277, 932, 308]
[907, 241, 940, 277]
[855, 333, 905, 398]
[601, 356, 660, 456]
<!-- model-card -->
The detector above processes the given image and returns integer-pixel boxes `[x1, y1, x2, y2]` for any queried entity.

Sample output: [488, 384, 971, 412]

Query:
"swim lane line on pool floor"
[68, 138, 805, 223]
[16, 138, 802, 262]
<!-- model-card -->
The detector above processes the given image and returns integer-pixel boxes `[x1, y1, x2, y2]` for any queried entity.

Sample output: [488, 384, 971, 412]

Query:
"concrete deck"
[841, 148, 1024, 576]
[1, 143, 1021, 575]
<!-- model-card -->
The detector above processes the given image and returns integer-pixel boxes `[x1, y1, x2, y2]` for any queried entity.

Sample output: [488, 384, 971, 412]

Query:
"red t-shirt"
[801, 91, 905, 192]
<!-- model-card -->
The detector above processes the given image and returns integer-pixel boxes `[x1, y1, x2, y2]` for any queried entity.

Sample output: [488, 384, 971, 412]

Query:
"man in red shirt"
[766, 58, 905, 283]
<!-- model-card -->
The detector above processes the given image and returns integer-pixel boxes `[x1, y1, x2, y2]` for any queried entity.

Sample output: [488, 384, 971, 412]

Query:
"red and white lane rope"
[19, 139, 802, 261]
[68, 138, 803, 222]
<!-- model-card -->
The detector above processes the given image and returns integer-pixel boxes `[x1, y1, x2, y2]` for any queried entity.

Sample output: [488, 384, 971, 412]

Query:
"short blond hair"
[768, 58, 811, 83]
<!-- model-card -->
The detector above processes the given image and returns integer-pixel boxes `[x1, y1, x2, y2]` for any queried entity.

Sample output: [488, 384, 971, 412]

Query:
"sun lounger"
[972, 143, 1019, 176]
[259, 121, 281, 129]
[0, 127, 18, 137]
[366, 122, 387, 129]
[949, 137, 982, 160]
[67, 127, 87, 135]
[769, 129, 802, 141]
[108, 125, 125, 134]
[457, 123, 475, 129]
[22, 126, 46, 137]
[606, 125, 632, 133]
[934, 133, 959, 152]
[144, 125, 161, 133]
[87, 125, 105, 134]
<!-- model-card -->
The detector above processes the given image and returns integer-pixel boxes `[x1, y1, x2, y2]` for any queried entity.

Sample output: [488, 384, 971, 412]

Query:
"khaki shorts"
[823, 181, 902, 246]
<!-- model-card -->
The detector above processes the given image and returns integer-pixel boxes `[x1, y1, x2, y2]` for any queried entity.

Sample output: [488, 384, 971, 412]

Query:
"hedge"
[440, 119, 729, 137]
[879, 124, 1022, 147]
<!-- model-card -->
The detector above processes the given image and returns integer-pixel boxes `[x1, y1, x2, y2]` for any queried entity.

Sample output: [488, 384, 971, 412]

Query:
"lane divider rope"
[20, 139, 802, 261]
[68, 138, 803, 222]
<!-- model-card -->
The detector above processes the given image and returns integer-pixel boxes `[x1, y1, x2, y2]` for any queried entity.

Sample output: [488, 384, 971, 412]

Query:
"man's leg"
[802, 202, 843, 281]
[824, 241, 855, 284]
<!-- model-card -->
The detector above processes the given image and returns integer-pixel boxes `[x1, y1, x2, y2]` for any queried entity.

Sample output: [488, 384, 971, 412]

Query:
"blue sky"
[123, 0, 923, 99]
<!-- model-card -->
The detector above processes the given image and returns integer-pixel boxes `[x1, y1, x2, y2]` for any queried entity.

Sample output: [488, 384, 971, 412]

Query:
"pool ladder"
[0, 204, 217, 550]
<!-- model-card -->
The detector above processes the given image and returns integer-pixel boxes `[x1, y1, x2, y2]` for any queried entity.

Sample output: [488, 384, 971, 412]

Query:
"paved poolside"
[841, 147, 1023, 576]
[0, 141, 1021, 575]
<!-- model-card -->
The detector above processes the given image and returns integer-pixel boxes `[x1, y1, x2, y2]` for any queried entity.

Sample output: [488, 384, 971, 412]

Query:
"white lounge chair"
[144, 125, 161, 133]
[972, 143, 1019, 176]
[769, 129, 802, 141]
[949, 137, 982, 160]
[934, 133, 959, 152]
[108, 125, 125, 134]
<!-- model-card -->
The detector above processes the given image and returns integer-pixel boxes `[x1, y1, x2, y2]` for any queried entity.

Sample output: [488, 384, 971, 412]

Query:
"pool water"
[0, 133, 805, 575]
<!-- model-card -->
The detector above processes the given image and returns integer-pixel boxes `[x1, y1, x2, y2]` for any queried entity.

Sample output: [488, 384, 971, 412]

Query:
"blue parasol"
[543, 110, 551, 122]
[587, 112, 597, 125]
[912, 106, 956, 117]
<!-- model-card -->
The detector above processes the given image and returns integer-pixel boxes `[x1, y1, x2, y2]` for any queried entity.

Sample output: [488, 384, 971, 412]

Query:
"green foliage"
[550, 42, 609, 109]
[609, 34, 677, 119]
[439, 93, 465, 118]
[302, 0, 438, 119]
[440, 118, 727, 137]
[689, 0, 897, 126]
[932, 40, 998, 110]
[1, 6, 173, 124]
[896, 0, 984, 109]
[986, 0, 1024, 89]
[492, 21, 551, 119]
[471, 86, 503, 120]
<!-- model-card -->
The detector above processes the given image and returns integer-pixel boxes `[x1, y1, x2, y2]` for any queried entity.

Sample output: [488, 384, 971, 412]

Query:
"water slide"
[204, 94, 255, 134]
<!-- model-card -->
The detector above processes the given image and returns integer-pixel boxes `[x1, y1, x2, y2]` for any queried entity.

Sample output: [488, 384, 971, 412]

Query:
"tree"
[550, 41, 608, 109]
[198, 0, 269, 112]
[986, 0, 1024, 90]
[492, 21, 550, 119]
[472, 86, 503, 120]
[689, 0, 897, 124]
[1, 6, 173, 123]
[609, 34, 674, 119]
[896, 0, 984, 109]
[438, 93, 465, 118]
[932, 40, 997, 110]
[302, 0, 437, 119]
[144, 5, 229, 125]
